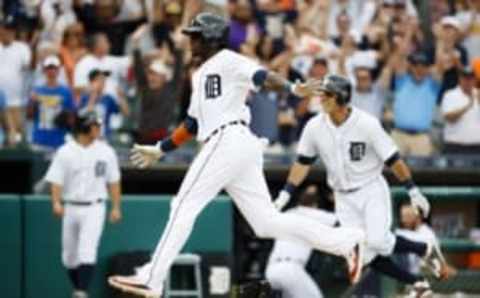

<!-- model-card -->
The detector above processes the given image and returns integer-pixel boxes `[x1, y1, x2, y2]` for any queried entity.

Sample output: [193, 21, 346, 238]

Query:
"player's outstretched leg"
[109, 133, 234, 297]
[226, 163, 365, 284]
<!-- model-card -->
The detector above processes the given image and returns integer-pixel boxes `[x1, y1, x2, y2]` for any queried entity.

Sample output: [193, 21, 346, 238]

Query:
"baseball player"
[45, 111, 122, 298]
[274, 74, 442, 298]
[265, 185, 335, 298]
[108, 12, 365, 298]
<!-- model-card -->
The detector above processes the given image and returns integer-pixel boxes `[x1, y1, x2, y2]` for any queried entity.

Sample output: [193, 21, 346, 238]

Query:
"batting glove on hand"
[274, 190, 291, 211]
[292, 78, 323, 98]
[408, 187, 430, 218]
[130, 143, 164, 169]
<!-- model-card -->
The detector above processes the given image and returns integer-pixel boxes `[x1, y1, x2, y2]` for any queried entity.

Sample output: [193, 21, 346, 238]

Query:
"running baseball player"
[108, 12, 365, 298]
[265, 185, 336, 298]
[274, 74, 442, 298]
[45, 111, 122, 298]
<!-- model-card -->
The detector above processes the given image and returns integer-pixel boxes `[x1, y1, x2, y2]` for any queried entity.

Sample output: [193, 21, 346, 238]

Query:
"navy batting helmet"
[181, 12, 229, 46]
[318, 74, 352, 105]
[74, 110, 102, 134]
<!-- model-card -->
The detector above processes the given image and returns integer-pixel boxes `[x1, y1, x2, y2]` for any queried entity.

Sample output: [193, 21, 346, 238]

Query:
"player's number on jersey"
[349, 142, 366, 161]
[205, 74, 222, 99]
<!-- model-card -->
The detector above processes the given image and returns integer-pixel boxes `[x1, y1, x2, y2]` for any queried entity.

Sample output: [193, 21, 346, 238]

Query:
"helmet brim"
[181, 27, 202, 35]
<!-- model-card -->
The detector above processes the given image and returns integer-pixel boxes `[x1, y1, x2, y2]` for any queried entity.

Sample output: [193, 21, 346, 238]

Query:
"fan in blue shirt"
[78, 69, 120, 138]
[29, 56, 75, 149]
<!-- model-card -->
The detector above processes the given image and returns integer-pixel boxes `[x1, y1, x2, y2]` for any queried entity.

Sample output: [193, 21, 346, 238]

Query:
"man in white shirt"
[0, 17, 32, 146]
[350, 66, 386, 119]
[441, 66, 480, 154]
[266, 185, 334, 298]
[74, 32, 131, 99]
[275, 74, 442, 298]
[45, 111, 122, 298]
[108, 13, 365, 298]
[396, 204, 457, 281]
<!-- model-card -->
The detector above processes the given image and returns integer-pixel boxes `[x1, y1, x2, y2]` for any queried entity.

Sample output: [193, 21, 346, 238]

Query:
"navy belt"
[63, 199, 104, 206]
[396, 128, 428, 135]
[204, 120, 247, 143]
[337, 187, 360, 194]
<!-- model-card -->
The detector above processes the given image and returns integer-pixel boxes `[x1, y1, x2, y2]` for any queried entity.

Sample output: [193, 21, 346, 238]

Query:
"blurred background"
[0, 0, 480, 297]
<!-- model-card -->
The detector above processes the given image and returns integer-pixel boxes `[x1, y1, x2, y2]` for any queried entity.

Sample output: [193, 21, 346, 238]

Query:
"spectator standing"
[0, 17, 32, 146]
[429, 16, 468, 98]
[74, 32, 131, 100]
[79, 69, 129, 139]
[441, 67, 480, 154]
[350, 66, 386, 120]
[131, 36, 183, 144]
[386, 51, 442, 157]
[457, 0, 480, 63]
[59, 23, 88, 87]
[28, 55, 75, 151]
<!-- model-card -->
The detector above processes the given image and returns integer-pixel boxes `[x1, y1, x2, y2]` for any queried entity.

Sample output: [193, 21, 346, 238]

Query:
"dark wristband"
[283, 182, 297, 195]
[160, 138, 177, 152]
[404, 179, 416, 191]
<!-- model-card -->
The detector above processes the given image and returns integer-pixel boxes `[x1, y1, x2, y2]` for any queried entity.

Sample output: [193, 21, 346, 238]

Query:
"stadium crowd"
[0, 0, 479, 157]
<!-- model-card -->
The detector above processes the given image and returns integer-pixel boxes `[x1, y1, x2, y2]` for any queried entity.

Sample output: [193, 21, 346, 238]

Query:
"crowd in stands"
[0, 0, 479, 158]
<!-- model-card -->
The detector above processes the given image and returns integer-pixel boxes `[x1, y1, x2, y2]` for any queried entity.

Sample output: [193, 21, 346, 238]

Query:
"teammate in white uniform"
[266, 186, 337, 298]
[108, 13, 365, 298]
[45, 111, 122, 298]
[274, 74, 441, 298]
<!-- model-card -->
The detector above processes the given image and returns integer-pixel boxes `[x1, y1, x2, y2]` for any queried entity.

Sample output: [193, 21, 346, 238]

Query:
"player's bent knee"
[366, 234, 391, 252]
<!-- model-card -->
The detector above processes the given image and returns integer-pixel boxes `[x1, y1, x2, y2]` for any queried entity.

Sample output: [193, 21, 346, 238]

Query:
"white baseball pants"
[144, 125, 363, 292]
[62, 203, 106, 268]
[266, 262, 323, 298]
[335, 176, 396, 264]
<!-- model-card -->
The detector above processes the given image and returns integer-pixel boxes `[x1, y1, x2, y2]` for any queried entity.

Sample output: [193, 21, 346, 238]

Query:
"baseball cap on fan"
[42, 55, 61, 68]
[441, 16, 461, 31]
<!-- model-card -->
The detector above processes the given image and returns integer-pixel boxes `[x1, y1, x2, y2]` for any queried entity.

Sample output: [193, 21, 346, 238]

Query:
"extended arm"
[386, 152, 430, 217]
[130, 116, 197, 168]
[274, 156, 316, 210]
[253, 69, 321, 97]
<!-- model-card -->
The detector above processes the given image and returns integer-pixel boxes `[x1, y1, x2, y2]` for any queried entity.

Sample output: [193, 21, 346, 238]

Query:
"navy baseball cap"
[88, 68, 111, 81]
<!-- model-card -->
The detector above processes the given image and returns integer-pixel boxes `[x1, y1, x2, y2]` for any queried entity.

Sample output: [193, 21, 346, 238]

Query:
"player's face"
[400, 205, 420, 230]
[319, 90, 338, 113]
[188, 34, 205, 60]
[89, 124, 101, 140]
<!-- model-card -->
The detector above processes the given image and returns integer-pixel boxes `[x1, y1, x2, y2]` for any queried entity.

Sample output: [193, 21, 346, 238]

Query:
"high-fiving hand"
[130, 144, 164, 169]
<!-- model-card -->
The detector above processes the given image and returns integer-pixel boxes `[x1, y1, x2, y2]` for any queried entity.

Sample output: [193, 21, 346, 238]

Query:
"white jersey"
[267, 207, 338, 266]
[45, 139, 121, 202]
[297, 107, 397, 191]
[187, 49, 263, 141]
[441, 87, 480, 144]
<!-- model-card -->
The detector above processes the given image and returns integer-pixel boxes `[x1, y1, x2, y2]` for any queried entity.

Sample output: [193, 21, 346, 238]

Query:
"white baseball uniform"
[297, 107, 399, 264]
[266, 207, 337, 298]
[140, 49, 364, 292]
[45, 139, 121, 268]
